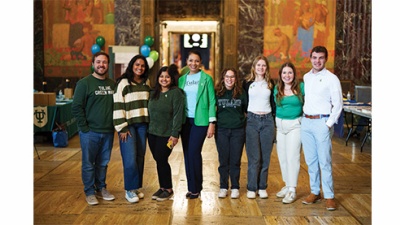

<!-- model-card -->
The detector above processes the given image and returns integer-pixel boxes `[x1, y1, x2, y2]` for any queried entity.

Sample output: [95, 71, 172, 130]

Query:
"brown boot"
[302, 193, 322, 204]
[326, 198, 337, 211]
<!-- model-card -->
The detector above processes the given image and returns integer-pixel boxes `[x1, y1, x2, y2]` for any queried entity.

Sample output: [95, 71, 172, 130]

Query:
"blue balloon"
[140, 45, 150, 57]
[91, 44, 101, 55]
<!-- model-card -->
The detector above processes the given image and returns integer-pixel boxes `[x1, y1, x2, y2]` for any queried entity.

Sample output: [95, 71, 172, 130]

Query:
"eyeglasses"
[224, 75, 235, 79]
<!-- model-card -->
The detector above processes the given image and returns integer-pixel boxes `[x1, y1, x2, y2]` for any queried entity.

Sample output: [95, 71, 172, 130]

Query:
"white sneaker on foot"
[258, 189, 268, 199]
[95, 188, 115, 201]
[86, 195, 99, 205]
[247, 190, 256, 199]
[136, 190, 144, 199]
[218, 188, 228, 198]
[231, 189, 240, 199]
[125, 190, 139, 203]
[276, 186, 288, 198]
[282, 191, 296, 204]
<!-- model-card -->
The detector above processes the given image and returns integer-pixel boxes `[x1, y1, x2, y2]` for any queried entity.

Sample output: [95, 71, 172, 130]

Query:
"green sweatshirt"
[148, 88, 185, 138]
[72, 74, 115, 133]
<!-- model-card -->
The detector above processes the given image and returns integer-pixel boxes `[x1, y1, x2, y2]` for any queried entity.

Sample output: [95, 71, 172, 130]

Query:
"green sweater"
[71, 74, 115, 133]
[148, 88, 185, 138]
[216, 89, 248, 129]
[113, 78, 151, 133]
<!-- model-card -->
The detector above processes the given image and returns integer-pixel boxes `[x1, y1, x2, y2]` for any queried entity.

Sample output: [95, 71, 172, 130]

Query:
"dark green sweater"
[216, 89, 248, 129]
[72, 74, 115, 133]
[148, 88, 185, 138]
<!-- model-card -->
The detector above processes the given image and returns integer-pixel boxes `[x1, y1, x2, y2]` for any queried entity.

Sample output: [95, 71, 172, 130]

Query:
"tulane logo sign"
[34, 106, 48, 128]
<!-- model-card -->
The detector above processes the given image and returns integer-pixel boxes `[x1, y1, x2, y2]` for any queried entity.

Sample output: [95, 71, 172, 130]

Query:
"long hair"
[215, 68, 243, 99]
[151, 65, 180, 100]
[244, 55, 273, 89]
[116, 54, 149, 85]
[276, 62, 303, 105]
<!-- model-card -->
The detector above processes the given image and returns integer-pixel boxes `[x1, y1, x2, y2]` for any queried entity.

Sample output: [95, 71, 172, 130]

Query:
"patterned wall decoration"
[263, 0, 337, 79]
[34, 0, 44, 91]
[42, 0, 115, 78]
[237, 0, 265, 79]
[114, 0, 141, 46]
[334, 0, 371, 86]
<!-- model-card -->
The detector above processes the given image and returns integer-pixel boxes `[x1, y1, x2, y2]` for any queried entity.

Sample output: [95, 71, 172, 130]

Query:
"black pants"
[148, 134, 173, 189]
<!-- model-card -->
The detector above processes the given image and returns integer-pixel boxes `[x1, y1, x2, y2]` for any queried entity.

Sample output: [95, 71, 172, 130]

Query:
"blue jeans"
[215, 127, 245, 190]
[79, 130, 114, 196]
[245, 112, 275, 191]
[181, 118, 208, 194]
[119, 123, 148, 191]
[301, 117, 335, 199]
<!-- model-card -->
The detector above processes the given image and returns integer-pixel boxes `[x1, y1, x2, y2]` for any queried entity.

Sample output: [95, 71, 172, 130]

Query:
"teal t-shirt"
[274, 82, 304, 120]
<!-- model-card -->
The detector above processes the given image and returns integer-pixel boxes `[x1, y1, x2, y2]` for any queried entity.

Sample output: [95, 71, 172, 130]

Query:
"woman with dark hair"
[214, 68, 247, 199]
[148, 65, 185, 201]
[178, 50, 216, 199]
[273, 62, 304, 204]
[113, 54, 151, 203]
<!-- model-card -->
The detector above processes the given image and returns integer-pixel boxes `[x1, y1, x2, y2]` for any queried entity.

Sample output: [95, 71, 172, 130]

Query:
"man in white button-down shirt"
[300, 46, 343, 211]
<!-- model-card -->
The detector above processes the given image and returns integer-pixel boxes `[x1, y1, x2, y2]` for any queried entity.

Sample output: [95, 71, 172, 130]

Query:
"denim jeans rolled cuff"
[245, 111, 275, 191]
[79, 130, 114, 196]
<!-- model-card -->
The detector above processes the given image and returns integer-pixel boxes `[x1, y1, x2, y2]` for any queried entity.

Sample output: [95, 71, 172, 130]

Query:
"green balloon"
[144, 35, 154, 47]
[149, 50, 159, 62]
[96, 36, 105, 47]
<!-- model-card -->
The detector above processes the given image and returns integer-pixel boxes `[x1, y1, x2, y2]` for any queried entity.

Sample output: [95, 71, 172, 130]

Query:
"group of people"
[71, 45, 342, 212]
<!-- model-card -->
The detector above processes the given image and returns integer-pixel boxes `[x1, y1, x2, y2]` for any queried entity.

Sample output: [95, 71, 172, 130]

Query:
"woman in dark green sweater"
[148, 65, 185, 201]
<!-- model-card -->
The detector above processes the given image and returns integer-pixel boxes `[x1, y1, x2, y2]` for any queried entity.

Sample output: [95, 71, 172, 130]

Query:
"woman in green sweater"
[214, 68, 247, 199]
[148, 65, 185, 201]
[273, 62, 304, 204]
[113, 55, 151, 203]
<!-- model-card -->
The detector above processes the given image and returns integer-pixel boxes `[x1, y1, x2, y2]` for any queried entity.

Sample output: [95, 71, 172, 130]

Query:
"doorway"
[159, 21, 220, 79]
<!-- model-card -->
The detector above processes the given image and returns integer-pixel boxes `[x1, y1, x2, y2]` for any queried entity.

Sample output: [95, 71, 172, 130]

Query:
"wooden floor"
[34, 130, 371, 225]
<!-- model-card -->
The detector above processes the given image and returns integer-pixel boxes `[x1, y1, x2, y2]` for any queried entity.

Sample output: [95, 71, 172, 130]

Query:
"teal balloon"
[144, 35, 154, 47]
[140, 44, 151, 57]
[96, 36, 105, 47]
[91, 44, 101, 54]
[149, 50, 159, 62]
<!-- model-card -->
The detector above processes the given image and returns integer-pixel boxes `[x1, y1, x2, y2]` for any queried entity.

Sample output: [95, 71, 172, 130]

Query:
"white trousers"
[275, 117, 302, 187]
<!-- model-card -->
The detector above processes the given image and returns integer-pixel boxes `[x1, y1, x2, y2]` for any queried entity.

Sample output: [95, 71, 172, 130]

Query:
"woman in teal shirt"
[273, 62, 304, 204]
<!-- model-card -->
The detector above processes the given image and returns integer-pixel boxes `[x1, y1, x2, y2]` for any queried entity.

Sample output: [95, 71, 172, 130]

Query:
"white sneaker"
[276, 186, 288, 198]
[86, 195, 99, 205]
[282, 191, 296, 204]
[125, 190, 139, 203]
[218, 188, 228, 198]
[247, 190, 256, 199]
[136, 190, 144, 199]
[231, 189, 240, 199]
[258, 189, 268, 199]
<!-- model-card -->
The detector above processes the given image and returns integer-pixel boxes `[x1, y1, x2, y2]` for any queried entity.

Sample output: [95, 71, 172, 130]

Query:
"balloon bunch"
[90, 36, 106, 72]
[140, 35, 159, 69]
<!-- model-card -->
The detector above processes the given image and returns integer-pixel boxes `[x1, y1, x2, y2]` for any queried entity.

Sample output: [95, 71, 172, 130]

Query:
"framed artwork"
[43, 0, 115, 77]
[263, 0, 336, 77]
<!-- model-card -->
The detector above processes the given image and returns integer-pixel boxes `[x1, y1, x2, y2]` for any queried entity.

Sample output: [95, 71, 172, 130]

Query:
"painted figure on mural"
[270, 27, 291, 62]
[313, 0, 329, 47]
[62, 0, 95, 60]
[293, 1, 314, 60]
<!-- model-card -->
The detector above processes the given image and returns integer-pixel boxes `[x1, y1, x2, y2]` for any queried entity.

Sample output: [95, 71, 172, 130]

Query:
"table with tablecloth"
[33, 100, 78, 139]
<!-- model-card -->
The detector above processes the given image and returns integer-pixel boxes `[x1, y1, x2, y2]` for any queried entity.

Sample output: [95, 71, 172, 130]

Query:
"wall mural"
[263, 0, 336, 78]
[43, 0, 115, 77]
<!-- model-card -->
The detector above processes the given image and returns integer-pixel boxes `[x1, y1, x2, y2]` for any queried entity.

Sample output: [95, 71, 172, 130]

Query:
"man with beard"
[72, 52, 116, 205]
